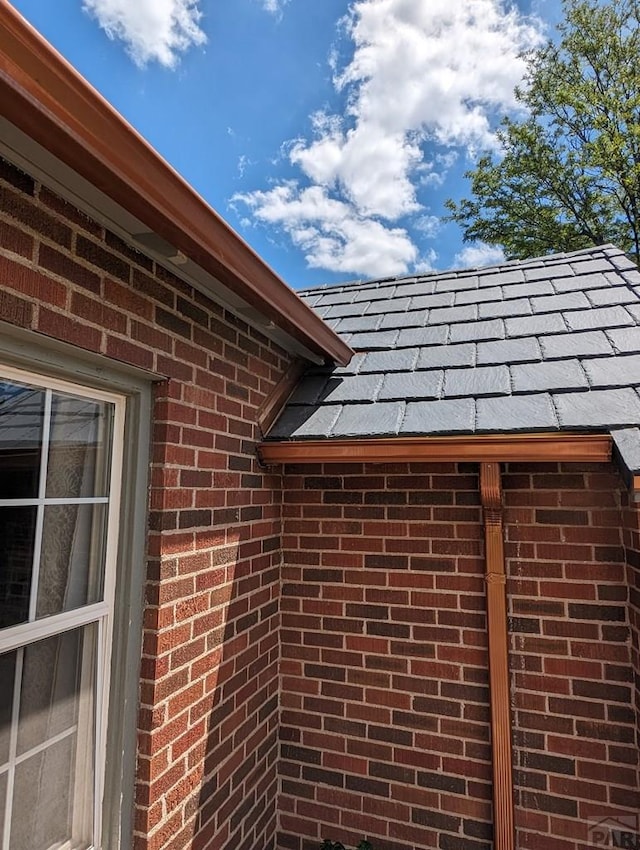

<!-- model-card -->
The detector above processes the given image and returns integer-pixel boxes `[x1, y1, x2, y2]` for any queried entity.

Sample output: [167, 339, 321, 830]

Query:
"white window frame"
[0, 363, 127, 850]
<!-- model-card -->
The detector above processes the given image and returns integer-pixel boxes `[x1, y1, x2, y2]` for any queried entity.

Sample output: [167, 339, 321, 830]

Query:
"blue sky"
[11, 0, 561, 289]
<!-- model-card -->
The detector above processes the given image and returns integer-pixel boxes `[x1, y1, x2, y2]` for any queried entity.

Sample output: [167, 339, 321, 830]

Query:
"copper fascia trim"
[0, 2, 352, 367]
[258, 433, 612, 465]
[480, 462, 514, 850]
[257, 360, 307, 437]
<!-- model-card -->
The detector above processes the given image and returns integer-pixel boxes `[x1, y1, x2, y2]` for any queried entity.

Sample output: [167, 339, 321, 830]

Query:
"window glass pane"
[0, 771, 6, 843]
[0, 507, 37, 629]
[0, 382, 43, 500]
[17, 628, 94, 757]
[10, 626, 96, 848]
[36, 503, 107, 618]
[46, 395, 113, 499]
[11, 734, 92, 850]
[0, 653, 16, 768]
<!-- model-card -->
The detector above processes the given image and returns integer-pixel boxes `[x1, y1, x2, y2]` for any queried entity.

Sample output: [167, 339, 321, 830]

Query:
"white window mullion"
[0, 602, 110, 655]
[93, 396, 125, 847]
[3, 646, 24, 850]
[27, 388, 52, 623]
[14, 723, 78, 767]
[101, 398, 125, 616]
[93, 617, 107, 845]
[0, 498, 110, 508]
[73, 621, 100, 846]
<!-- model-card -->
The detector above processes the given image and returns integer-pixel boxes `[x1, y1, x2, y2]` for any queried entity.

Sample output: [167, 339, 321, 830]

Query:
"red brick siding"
[279, 462, 491, 850]
[622, 494, 640, 799]
[504, 463, 640, 850]
[0, 156, 289, 850]
[281, 461, 640, 850]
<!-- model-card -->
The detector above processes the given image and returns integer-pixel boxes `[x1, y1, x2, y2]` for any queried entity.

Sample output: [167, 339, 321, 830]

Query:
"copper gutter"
[480, 462, 514, 850]
[0, 1, 352, 367]
[258, 432, 612, 465]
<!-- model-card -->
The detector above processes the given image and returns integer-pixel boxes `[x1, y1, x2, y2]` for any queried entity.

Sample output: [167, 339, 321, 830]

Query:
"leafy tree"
[445, 0, 640, 262]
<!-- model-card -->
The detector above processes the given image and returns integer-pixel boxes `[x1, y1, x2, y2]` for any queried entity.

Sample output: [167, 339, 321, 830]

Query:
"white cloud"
[415, 215, 442, 239]
[454, 243, 506, 268]
[237, 155, 256, 179]
[414, 249, 438, 274]
[290, 115, 422, 220]
[237, 0, 544, 277]
[261, 0, 290, 16]
[82, 0, 206, 68]
[234, 183, 417, 277]
[294, 0, 544, 218]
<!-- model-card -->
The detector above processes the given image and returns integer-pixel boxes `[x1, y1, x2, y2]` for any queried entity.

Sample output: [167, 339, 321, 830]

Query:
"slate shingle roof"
[268, 245, 640, 443]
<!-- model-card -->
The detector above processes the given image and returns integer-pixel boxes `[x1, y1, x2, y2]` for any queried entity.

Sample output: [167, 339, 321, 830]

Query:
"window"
[0, 365, 125, 850]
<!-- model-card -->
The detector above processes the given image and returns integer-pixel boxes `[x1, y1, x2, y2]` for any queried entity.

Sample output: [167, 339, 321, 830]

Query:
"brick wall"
[279, 462, 491, 850]
[0, 156, 290, 850]
[280, 461, 640, 850]
[504, 463, 640, 849]
[622, 493, 640, 805]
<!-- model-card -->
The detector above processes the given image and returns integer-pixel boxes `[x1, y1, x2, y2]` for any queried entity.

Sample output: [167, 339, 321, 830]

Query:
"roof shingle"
[269, 245, 640, 441]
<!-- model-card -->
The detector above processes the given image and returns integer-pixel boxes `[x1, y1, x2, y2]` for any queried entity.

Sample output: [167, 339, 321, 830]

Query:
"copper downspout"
[480, 462, 514, 850]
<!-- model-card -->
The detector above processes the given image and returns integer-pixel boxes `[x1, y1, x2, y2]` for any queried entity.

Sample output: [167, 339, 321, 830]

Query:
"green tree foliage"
[446, 0, 640, 261]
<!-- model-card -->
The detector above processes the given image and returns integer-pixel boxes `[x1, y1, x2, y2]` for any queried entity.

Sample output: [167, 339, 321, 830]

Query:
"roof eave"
[0, 2, 353, 367]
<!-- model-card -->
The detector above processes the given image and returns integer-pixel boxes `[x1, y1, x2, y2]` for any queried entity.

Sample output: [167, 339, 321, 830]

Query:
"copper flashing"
[0, 2, 352, 367]
[257, 361, 307, 437]
[258, 433, 612, 465]
[480, 463, 514, 850]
